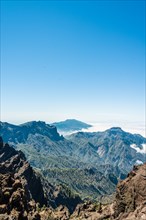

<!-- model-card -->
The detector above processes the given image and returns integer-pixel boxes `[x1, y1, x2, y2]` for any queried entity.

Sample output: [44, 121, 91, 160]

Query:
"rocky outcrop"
[0, 137, 47, 219]
[113, 163, 146, 220]
[70, 163, 146, 220]
[0, 136, 47, 206]
[0, 171, 42, 219]
[0, 137, 81, 219]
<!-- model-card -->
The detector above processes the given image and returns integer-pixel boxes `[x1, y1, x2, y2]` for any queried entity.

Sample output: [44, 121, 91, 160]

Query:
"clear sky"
[1, 0, 145, 124]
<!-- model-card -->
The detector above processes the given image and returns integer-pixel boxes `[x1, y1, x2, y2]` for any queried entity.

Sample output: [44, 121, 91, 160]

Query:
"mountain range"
[67, 127, 146, 174]
[0, 136, 145, 219]
[0, 120, 146, 201]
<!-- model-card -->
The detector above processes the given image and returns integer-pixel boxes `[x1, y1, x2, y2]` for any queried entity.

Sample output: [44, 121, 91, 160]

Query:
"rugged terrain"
[0, 137, 81, 219]
[0, 136, 146, 219]
[67, 127, 146, 173]
[70, 163, 146, 220]
[0, 121, 146, 201]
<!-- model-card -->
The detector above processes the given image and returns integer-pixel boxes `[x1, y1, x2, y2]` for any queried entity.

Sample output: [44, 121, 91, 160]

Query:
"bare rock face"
[113, 163, 146, 220]
[70, 201, 113, 220]
[0, 137, 47, 207]
[0, 137, 81, 219]
[0, 137, 46, 219]
[0, 171, 42, 219]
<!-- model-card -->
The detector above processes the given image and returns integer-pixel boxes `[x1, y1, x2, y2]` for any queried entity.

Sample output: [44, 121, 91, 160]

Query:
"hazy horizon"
[1, 118, 145, 137]
[1, 1, 145, 125]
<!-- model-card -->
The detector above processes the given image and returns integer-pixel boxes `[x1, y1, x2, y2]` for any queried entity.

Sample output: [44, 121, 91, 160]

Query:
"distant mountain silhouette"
[52, 119, 92, 133]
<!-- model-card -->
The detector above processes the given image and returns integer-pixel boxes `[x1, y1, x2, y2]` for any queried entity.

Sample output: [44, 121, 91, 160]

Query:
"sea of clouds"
[61, 121, 145, 138]
[81, 121, 145, 137]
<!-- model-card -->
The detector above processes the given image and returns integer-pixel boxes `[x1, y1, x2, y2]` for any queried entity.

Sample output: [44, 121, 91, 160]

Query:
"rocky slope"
[0, 137, 47, 205]
[0, 137, 81, 219]
[0, 136, 145, 219]
[0, 136, 46, 219]
[113, 163, 146, 219]
[70, 163, 146, 220]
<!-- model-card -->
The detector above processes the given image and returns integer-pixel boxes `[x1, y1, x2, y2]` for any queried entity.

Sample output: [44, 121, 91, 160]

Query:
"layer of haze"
[1, 1, 145, 127]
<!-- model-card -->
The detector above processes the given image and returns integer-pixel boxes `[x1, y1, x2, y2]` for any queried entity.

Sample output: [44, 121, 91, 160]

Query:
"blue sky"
[1, 0, 145, 124]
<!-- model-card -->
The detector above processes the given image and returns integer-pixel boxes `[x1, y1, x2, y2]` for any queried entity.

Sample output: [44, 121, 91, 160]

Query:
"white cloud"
[130, 144, 146, 154]
[61, 121, 145, 138]
[81, 121, 145, 137]
[135, 160, 143, 165]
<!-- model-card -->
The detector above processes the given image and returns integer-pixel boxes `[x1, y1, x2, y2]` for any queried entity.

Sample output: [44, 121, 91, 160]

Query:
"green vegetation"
[43, 167, 116, 201]
[1, 121, 145, 203]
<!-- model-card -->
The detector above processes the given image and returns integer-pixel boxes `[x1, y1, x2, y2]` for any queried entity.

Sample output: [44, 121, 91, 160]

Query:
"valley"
[0, 136, 145, 219]
[0, 120, 146, 203]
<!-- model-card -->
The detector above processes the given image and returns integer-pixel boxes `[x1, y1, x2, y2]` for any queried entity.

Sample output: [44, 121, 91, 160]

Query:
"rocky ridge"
[0, 121, 146, 202]
[0, 137, 81, 219]
[0, 136, 46, 219]
[67, 127, 146, 174]
[0, 136, 145, 219]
